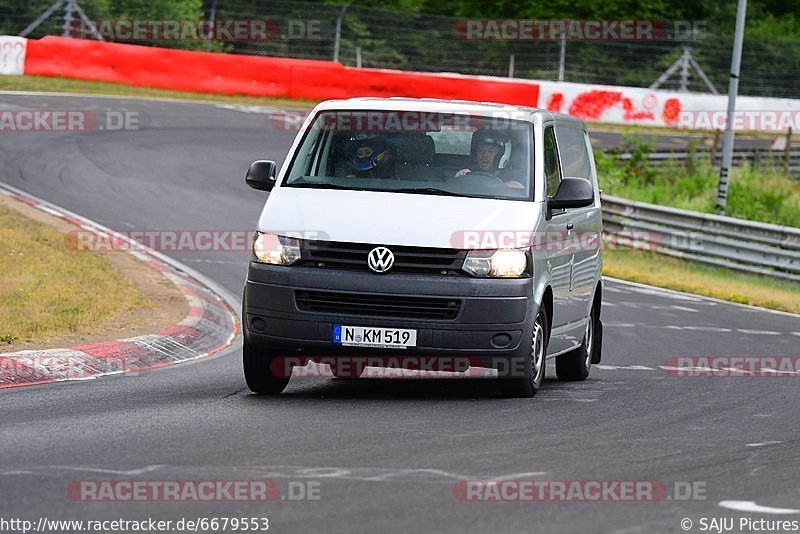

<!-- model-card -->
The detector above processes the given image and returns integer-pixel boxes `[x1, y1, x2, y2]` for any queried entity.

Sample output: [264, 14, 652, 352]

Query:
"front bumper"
[243, 263, 536, 367]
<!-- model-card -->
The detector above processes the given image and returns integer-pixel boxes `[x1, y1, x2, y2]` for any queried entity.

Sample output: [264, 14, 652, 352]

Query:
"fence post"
[508, 54, 515, 78]
[205, 0, 217, 52]
[679, 47, 691, 92]
[557, 23, 568, 81]
[62, 0, 76, 37]
[332, 3, 350, 63]
[785, 127, 792, 176]
[711, 129, 721, 167]
[356, 47, 362, 68]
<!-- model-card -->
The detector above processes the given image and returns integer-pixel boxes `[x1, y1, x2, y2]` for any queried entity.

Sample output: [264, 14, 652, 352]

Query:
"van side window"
[555, 125, 593, 181]
[543, 126, 562, 197]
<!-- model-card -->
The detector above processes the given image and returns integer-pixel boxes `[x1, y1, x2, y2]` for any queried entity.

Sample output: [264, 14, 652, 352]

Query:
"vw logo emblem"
[367, 247, 395, 273]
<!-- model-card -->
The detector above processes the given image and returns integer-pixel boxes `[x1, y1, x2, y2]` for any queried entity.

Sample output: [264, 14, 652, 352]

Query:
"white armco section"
[536, 80, 800, 132]
[0, 36, 27, 76]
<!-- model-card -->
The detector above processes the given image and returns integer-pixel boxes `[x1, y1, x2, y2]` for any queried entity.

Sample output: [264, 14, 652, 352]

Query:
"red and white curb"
[0, 182, 240, 388]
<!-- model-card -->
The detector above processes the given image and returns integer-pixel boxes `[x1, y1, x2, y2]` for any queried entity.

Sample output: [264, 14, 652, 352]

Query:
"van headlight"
[253, 232, 301, 265]
[463, 249, 529, 278]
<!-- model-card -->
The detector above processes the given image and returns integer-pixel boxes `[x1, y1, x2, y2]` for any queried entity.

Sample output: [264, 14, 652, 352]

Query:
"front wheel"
[499, 306, 548, 398]
[555, 307, 596, 381]
[243, 341, 290, 394]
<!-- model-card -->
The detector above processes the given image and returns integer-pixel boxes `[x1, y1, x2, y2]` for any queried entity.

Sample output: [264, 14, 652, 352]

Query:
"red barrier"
[24, 36, 539, 106]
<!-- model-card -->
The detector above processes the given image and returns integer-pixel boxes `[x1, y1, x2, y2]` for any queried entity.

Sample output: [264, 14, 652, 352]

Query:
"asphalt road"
[1, 93, 799, 534]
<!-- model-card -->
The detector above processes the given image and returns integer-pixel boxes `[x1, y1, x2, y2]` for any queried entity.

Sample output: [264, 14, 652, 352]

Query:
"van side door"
[554, 123, 602, 328]
[541, 124, 580, 355]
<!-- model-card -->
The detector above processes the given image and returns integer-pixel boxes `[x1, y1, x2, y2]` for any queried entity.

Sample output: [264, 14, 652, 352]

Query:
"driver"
[454, 130, 524, 189]
[345, 133, 394, 179]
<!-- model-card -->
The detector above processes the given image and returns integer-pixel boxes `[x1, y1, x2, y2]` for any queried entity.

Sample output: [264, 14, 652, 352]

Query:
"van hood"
[258, 187, 539, 249]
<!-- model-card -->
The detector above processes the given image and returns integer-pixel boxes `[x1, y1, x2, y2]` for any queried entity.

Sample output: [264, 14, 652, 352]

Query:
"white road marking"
[792, 332, 800, 337]
[671, 305, 699, 313]
[250, 467, 547, 482]
[737, 329, 781, 335]
[215, 103, 283, 114]
[595, 365, 655, 371]
[719, 367, 749, 374]
[618, 284, 703, 302]
[606, 277, 800, 318]
[719, 500, 800, 514]
[0, 465, 546, 482]
[683, 326, 732, 332]
[610, 325, 786, 335]
[660, 365, 715, 373]
[746, 441, 784, 447]
[604, 285, 626, 293]
[29, 465, 169, 476]
[759, 368, 798, 375]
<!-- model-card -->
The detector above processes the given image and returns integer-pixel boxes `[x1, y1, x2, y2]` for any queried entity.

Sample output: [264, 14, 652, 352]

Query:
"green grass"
[0, 74, 318, 109]
[596, 138, 800, 227]
[0, 204, 147, 345]
[603, 250, 800, 314]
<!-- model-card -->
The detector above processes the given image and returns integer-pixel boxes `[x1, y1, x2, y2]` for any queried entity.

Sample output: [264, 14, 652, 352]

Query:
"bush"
[596, 147, 800, 227]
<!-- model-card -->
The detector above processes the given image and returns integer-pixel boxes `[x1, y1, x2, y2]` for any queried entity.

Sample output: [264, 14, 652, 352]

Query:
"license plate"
[333, 325, 417, 349]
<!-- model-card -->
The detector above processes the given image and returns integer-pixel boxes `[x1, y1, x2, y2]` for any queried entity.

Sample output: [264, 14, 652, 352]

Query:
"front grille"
[300, 240, 467, 274]
[295, 290, 461, 320]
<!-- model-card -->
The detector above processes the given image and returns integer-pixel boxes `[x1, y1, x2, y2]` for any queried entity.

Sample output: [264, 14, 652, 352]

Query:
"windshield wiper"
[393, 187, 464, 197]
[286, 183, 469, 197]
[286, 182, 353, 190]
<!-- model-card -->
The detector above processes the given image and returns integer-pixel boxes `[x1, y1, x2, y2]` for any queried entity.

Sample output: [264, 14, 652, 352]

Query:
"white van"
[243, 98, 604, 397]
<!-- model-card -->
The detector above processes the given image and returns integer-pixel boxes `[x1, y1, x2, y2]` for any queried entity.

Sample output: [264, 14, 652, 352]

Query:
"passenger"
[346, 133, 394, 179]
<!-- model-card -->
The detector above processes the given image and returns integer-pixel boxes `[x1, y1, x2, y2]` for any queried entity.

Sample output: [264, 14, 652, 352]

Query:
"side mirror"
[246, 160, 277, 191]
[548, 177, 594, 210]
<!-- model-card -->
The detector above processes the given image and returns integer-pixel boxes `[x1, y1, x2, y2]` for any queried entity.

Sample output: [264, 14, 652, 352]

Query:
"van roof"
[314, 97, 582, 125]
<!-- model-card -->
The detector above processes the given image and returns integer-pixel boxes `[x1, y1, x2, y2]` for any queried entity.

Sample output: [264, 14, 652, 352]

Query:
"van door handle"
[566, 223, 574, 230]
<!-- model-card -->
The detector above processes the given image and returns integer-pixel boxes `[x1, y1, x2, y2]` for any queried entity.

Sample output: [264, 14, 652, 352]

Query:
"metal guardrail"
[616, 149, 800, 176]
[602, 195, 800, 281]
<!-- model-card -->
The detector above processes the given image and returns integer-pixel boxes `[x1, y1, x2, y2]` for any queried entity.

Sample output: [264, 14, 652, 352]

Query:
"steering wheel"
[454, 171, 506, 186]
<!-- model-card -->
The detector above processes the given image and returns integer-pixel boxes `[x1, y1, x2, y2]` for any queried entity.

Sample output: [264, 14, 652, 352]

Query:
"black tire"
[499, 306, 548, 398]
[243, 340, 290, 394]
[591, 318, 603, 364]
[556, 307, 596, 381]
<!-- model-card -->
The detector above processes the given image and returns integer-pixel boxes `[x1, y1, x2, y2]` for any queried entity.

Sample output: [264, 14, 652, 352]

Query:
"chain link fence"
[3, 0, 800, 99]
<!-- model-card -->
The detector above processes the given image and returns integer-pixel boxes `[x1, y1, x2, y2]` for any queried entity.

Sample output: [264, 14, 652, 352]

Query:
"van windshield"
[282, 110, 533, 200]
